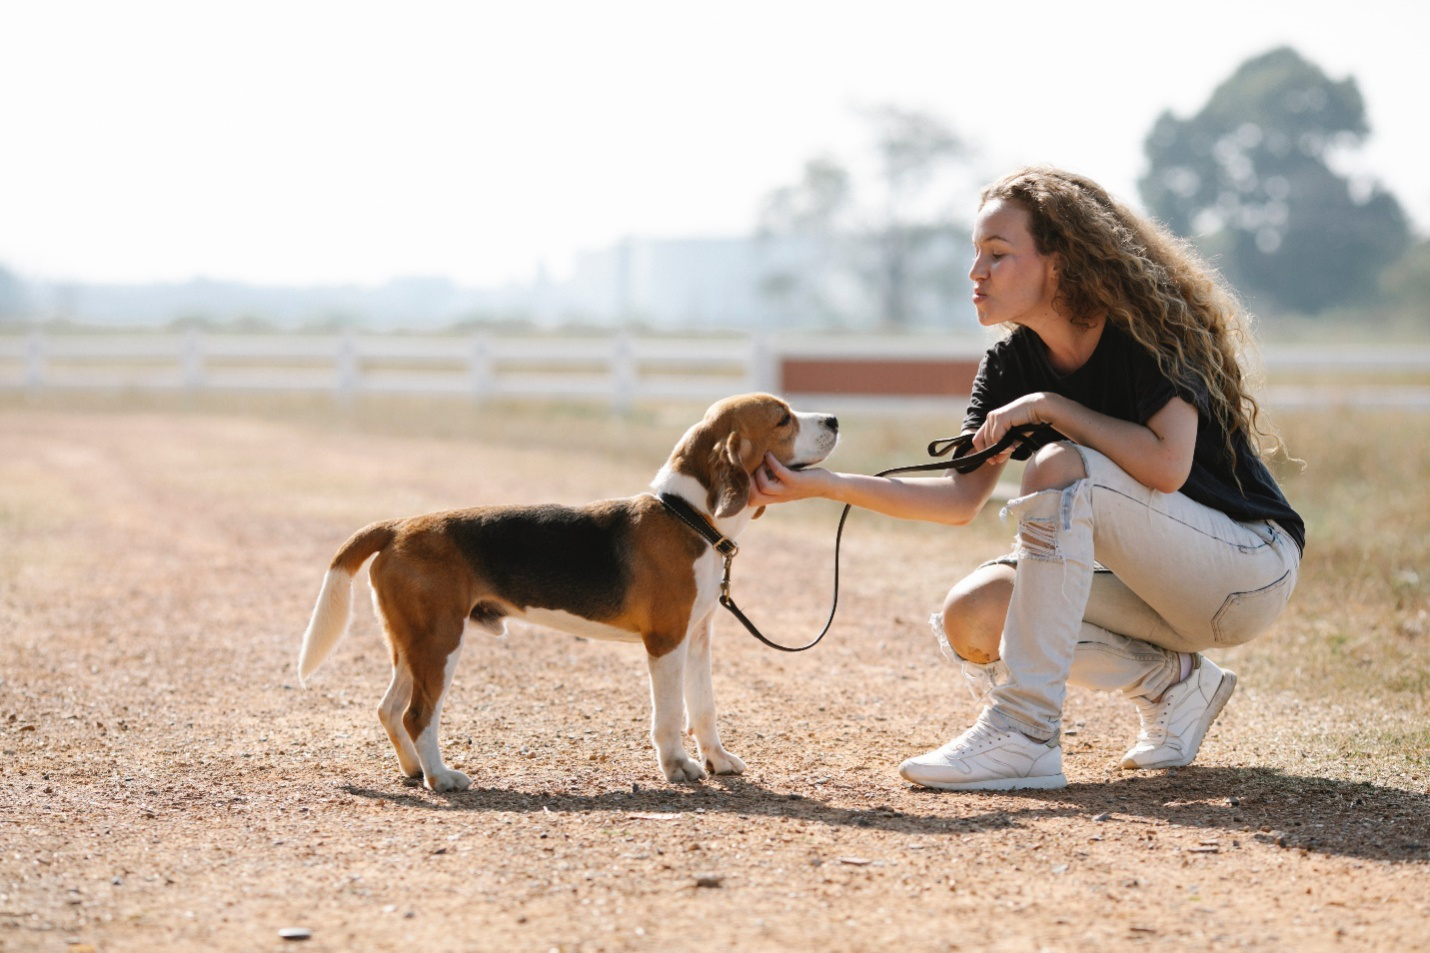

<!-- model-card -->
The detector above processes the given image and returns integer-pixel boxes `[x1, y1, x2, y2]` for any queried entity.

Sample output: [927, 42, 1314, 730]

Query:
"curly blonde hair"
[980, 166, 1279, 461]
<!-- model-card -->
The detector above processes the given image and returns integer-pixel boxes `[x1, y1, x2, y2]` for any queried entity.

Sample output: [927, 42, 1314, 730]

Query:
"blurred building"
[555, 235, 828, 329]
[4, 232, 965, 331]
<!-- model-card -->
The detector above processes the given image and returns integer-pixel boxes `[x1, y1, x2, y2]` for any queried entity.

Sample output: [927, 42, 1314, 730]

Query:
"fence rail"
[2, 330, 1428, 410]
[0, 331, 783, 409]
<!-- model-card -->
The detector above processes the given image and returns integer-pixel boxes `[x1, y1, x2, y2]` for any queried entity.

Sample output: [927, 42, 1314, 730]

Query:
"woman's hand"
[975, 392, 1062, 465]
[749, 453, 831, 508]
[973, 392, 1198, 493]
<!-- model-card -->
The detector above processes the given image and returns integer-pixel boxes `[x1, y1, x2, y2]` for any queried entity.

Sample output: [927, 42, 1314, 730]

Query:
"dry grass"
[1, 390, 1427, 953]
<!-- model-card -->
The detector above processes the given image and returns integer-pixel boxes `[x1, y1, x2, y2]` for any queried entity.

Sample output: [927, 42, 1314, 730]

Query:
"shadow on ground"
[342, 766, 1429, 864]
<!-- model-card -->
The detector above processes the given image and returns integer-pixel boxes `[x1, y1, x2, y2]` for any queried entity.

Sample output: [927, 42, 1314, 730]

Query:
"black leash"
[659, 423, 1058, 653]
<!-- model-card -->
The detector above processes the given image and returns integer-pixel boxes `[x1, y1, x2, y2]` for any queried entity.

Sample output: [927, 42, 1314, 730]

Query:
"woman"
[750, 167, 1303, 791]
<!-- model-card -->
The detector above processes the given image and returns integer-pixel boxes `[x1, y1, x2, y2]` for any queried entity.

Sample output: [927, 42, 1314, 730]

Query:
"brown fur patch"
[618, 496, 706, 657]
[368, 527, 470, 740]
[667, 393, 799, 519]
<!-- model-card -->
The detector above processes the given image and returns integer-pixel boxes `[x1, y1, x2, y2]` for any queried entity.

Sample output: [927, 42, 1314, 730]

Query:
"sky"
[1, 0, 1425, 288]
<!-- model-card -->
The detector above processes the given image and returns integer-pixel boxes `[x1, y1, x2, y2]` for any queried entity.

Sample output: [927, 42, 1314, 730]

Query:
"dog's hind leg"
[377, 655, 422, 779]
[683, 611, 746, 776]
[646, 640, 705, 783]
[400, 614, 470, 793]
[370, 578, 423, 779]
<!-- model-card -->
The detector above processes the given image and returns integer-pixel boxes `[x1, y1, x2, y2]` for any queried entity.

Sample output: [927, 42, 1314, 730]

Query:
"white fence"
[2, 330, 1428, 410]
[0, 331, 784, 410]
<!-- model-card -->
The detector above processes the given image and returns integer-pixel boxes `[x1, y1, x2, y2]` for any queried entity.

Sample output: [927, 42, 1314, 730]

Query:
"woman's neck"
[1033, 314, 1106, 375]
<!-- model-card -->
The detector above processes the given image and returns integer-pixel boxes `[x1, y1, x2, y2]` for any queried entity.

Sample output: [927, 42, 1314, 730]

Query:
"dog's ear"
[709, 432, 753, 519]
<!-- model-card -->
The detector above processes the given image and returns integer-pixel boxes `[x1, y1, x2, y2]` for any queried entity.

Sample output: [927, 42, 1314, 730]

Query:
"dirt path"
[2, 408, 1427, 953]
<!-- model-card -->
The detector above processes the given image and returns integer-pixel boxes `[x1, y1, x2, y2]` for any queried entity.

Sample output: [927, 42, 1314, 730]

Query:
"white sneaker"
[1121, 655, 1237, 769]
[899, 713, 1067, 791]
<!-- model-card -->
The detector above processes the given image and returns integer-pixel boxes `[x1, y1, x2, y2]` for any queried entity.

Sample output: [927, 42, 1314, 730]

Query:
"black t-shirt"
[963, 324, 1305, 552]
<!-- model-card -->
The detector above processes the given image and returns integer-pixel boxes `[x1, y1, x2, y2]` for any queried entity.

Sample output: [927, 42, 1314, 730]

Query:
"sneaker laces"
[1132, 693, 1172, 745]
[1133, 657, 1205, 746]
[935, 711, 1009, 757]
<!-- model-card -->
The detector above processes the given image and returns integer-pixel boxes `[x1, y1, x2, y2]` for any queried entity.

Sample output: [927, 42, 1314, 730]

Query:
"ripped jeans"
[981, 444, 1300, 743]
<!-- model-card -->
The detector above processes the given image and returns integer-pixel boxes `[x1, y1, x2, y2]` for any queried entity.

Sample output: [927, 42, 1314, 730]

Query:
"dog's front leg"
[646, 641, 705, 782]
[684, 611, 746, 776]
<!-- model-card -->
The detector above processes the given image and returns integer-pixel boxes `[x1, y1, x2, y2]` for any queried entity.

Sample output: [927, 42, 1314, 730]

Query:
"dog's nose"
[824, 415, 839, 433]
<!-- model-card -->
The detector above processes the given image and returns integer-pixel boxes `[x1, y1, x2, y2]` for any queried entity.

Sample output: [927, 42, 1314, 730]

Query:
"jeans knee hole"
[1015, 517, 1061, 561]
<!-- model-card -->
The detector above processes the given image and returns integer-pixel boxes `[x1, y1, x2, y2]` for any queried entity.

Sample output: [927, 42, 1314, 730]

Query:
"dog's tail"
[298, 521, 398, 686]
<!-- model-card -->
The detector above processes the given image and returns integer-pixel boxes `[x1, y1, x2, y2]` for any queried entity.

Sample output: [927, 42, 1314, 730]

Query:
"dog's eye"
[778, 412, 792, 426]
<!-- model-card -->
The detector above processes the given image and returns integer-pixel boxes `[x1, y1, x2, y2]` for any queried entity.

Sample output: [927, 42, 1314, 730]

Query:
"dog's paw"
[424, 768, 472, 793]
[661, 756, 706, 783]
[704, 750, 746, 776]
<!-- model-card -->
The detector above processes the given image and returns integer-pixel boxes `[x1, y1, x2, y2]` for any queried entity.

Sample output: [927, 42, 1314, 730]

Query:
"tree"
[1140, 47, 1410, 314]
[1378, 239, 1430, 331]
[757, 157, 855, 324]
[758, 106, 972, 329]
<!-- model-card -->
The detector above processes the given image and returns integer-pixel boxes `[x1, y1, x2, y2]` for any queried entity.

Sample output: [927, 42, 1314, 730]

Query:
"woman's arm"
[976, 391, 1198, 493]
[749, 388, 1197, 522]
[749, 447, 1007, 526]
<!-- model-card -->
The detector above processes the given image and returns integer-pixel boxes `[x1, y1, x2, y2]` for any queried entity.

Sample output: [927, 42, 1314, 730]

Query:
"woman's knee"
[1020, 441, 1086, 494]
[941, 566, 1014, 664]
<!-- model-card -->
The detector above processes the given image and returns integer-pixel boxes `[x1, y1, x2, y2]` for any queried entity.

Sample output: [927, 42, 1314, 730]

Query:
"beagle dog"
[298, 393, 839, 791]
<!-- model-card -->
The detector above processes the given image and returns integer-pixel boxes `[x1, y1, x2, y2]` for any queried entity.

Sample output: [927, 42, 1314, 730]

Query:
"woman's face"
[968, 198, 1061, 329]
